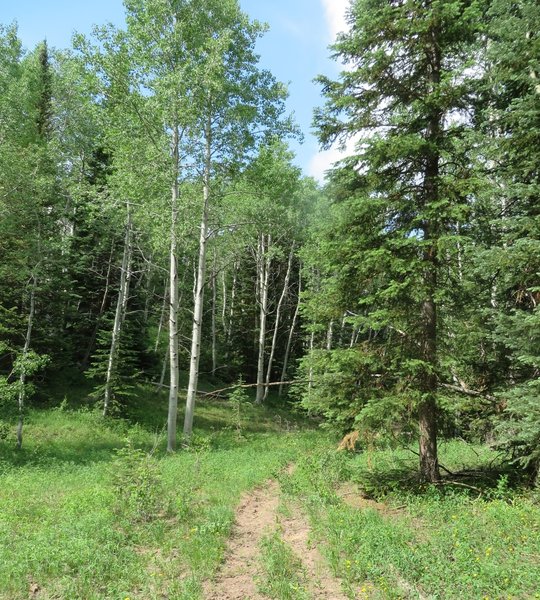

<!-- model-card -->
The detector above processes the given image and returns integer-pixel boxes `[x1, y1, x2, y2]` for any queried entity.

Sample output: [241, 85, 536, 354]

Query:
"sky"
[0, 0, 351, 181]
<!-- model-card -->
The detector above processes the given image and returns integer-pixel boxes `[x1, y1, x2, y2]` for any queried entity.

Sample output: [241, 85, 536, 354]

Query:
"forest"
[0, 0, 539, 598]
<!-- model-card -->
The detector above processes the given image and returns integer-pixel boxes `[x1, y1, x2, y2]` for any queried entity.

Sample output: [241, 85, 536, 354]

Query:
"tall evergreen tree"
[311, 0, 485, 481]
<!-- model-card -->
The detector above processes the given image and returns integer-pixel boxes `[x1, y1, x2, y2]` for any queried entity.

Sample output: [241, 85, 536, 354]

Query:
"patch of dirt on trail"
[204, 480, 280, 600]
[204, 469, 350, 600]
[278, 504, 349, 600]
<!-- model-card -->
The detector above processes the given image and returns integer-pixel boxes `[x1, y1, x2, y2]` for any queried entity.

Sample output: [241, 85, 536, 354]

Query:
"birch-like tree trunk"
[183, 116, 211, 439]
[17, 272, 37, 450]
[227, 261, 238, 342]
[326, 320, 334, 351]
[155, 278, 168, 353]
[211, 252, 217, 376]
[255, 233, 271, 404]
[82, 241, 115, 370]
[221, 270, 227, 334]
[103, 202, 133, 417]
[264, 244, 294, 401]
[167, 126, 180, 452]
[279, 269, 301, 397]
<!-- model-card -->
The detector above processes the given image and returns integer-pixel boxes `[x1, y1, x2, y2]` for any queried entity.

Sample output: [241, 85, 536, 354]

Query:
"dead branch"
[440, 382, 497, 403]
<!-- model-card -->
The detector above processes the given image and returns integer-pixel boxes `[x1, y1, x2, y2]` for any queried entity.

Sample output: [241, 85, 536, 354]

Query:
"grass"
[282, 441, 540, 599]
[258, 531, 310, 600]
[2, 382, 540, 599]
[0, 383, 319, 600]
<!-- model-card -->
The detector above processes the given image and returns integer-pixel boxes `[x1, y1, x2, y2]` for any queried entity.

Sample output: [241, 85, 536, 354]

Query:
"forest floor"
[1, 381, 540, 599]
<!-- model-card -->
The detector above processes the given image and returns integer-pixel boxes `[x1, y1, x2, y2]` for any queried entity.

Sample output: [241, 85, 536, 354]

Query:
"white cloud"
[308, 137, 358, 183]
[321, 0, 349, 42]
[309, 0, 353, 183]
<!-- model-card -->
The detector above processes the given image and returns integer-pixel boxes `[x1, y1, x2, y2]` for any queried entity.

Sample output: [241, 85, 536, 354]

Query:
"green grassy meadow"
[1, 386, 539, 599]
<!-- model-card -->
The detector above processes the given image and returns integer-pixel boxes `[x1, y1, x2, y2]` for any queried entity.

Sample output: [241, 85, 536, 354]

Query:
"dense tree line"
[0, 2, 312, 449]
[301, 0, 540, 482]
[1, 0, 539, 485]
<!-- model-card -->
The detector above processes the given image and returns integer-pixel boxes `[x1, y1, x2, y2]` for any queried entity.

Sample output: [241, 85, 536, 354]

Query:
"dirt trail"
[204, 472, 348, 600]
[204, 480, 280, 600]
[279, 504, 349, 600]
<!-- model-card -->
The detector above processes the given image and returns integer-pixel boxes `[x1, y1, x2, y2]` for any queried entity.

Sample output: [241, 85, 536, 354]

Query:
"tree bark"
[103, 202, 133, 417]
[255, 233, 271, 404]
[17, 272, 37, 449]
[155, 278, 168, 353]
[418, 26, 441, 483]
[227, 261, 238, 343]
[264, 244, 294, 401]
[211, 251, 217, 376]
[167, 125, 180, 452]
[183, 115, 211, 439]
[279, 269, 301, 396]
[81, 240, 115, 370]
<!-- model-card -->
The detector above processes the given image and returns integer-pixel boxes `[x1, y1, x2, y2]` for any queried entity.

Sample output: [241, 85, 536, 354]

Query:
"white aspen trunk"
[221, 270, 227, 334]
[158, 345, 168, 392]
[183, 116, 211, 439]
[82, 241, 115, 369]
[17, 273, 37, 449]
[279, 269, 301, 397]
[227, 261, 238, 342]
[103, 202, 133, 417]
[256, 234, 271, 404]
[155, 279, 168, 353]
[167, 126, 180, 452]
[264, 244, 294, 401]
[307, 330, 315, 397]
[337, 312, 347, 348]
[326, 319, 334, 351]
[211, 252, 217, 376]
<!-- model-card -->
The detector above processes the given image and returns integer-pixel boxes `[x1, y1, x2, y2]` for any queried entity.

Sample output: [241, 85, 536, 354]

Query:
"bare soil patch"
[278, 503, 349, 600]
[204, 480, 280, 600]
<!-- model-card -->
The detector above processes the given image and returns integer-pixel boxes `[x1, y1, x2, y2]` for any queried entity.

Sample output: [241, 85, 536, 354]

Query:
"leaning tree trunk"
[264, 244, 294, 401]
[167, 126, 181, 452]
[103, 202, 133, 417]
[279, 268, 301, 397]
[255, 234, 271, 404]
[183, 116, 211, 439]
[82, 241, 115, 370]
[17, 272, 37, 449]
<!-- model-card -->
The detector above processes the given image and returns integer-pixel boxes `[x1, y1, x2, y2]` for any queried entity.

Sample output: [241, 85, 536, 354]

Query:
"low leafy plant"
[111, 440, 166, 522]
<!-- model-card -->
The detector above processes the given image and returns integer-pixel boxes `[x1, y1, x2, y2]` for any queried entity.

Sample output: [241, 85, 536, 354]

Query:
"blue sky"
[0, 0, 350, 181]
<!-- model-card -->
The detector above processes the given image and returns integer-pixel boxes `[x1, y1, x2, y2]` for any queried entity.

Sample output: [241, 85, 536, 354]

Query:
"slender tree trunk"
[221, 270, 227, 334]
[307, 330, 315, 398]
[264, 244, 294, 401]
[167, 126, 180, 452]
[326, 320, 334, 351]
[17, 272, 37, 449]
[158, 345, 168, 393]
[227, 261, 238, 342]
[337, 312, 347, 348]
[279, 269, 301, 397]
[82, 241, 115, 369]
[183, 116, 211, 438]
[103, 202, 133, 417]
[418, 29, 441, 483]
[155, 279, 168, 353]
[256, 234, 271, 404]
[211, 252, 217, 376]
